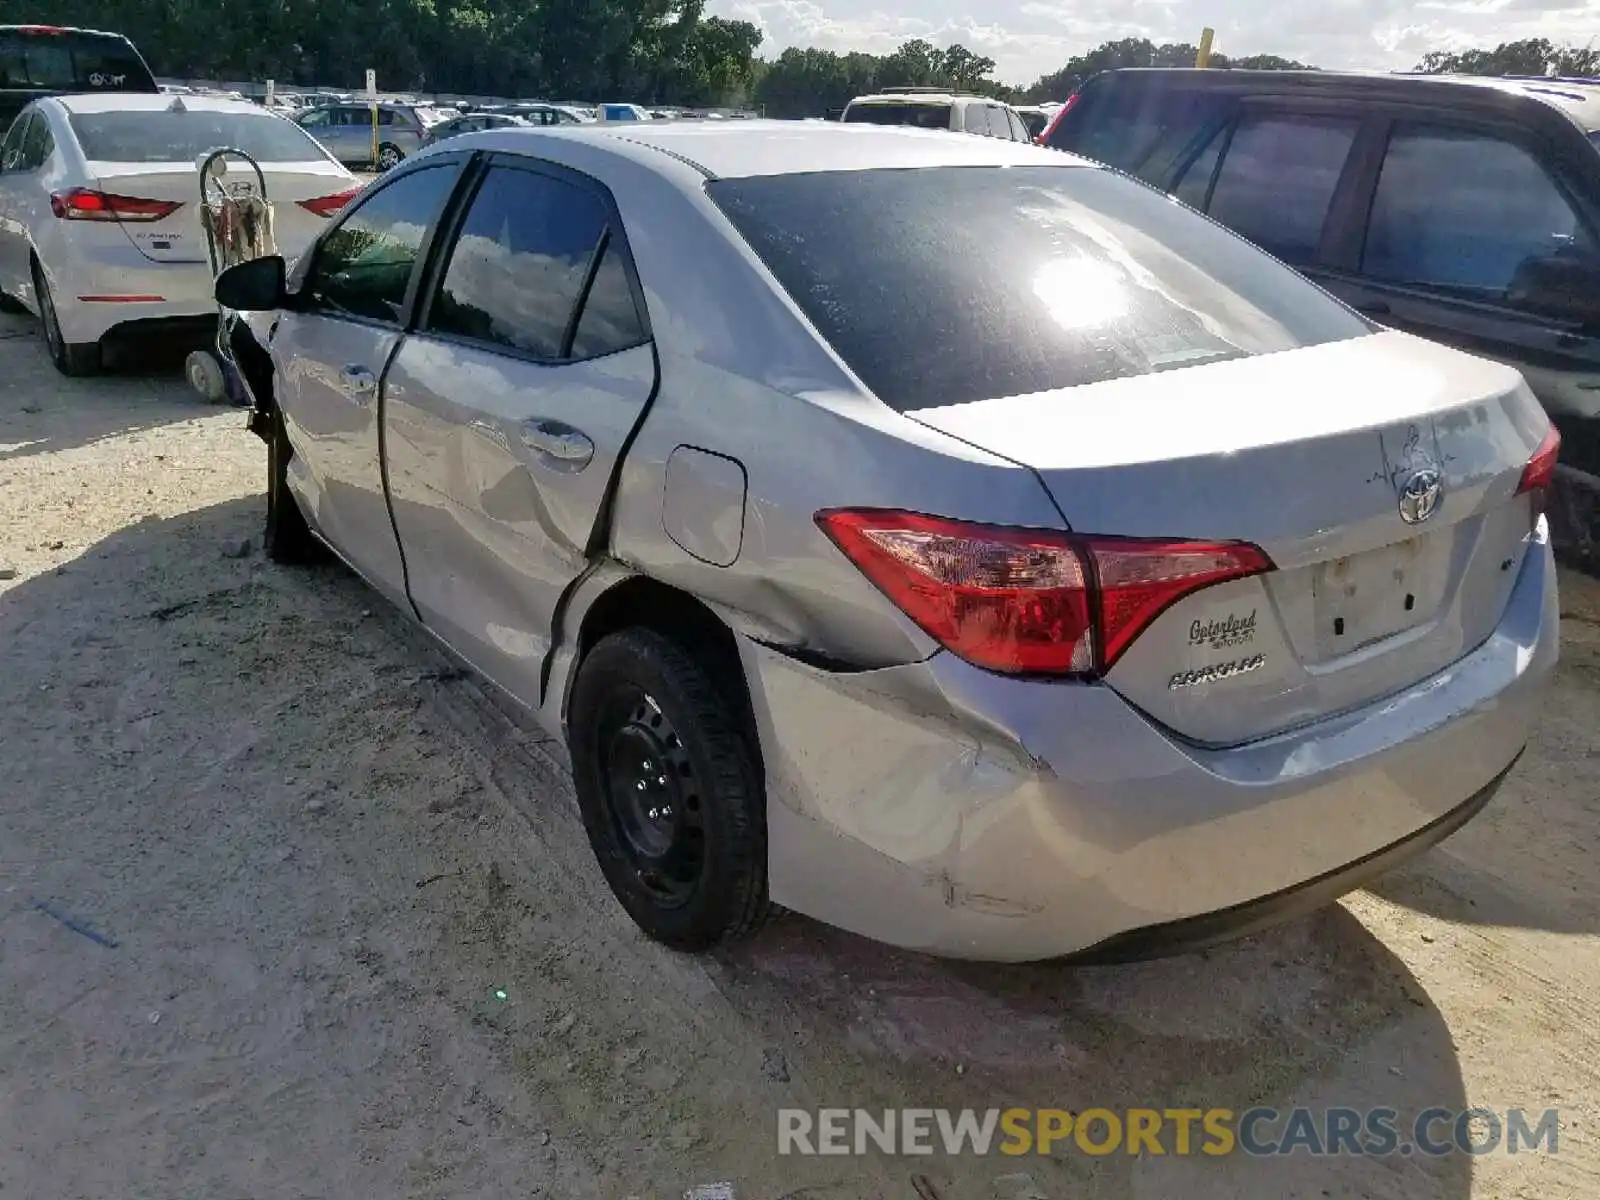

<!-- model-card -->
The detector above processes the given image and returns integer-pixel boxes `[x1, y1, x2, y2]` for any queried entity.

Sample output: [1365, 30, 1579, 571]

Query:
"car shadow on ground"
[0, 310, 218, 464]
[1366, 569, 1600, 937]
[0, 496, 1481, 1199]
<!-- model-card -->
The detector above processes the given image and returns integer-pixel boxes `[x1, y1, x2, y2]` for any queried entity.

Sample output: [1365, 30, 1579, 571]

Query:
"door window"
[426, 164, 616, 359]
[19, 113, 52, 169]
[1005, 108, 1029, 142]
[0, 112, 32, 171]
[298, 108, 330, 128]
[1362, 123, 1595, 302]
[303, 163, 462, 323]
[1172, 123, 1227, 209]
[568, 237, 648, 359]
[1205, 113, 1359, 263]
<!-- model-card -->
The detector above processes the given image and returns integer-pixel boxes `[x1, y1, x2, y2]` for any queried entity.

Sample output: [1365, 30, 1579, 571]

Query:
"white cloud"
[711, 0, 1600, 86]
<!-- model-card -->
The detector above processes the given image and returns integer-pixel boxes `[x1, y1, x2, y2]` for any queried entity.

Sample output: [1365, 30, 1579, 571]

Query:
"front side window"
[1362, 123, 1595, 301]
[1045, 79, 1222, 171]
[1205, 113, 1360, 263]
[298, 108, 330, 128]
[427, 165, 611, 359]
[304, 164, 461, 322]
[709, 165, 1371, 412]
[19, 111, 51, 168]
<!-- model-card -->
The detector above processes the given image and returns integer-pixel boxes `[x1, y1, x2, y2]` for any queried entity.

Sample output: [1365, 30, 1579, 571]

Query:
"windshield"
[843, 102, 952, 130]
[69, 110, 328, 163]
[0, 30, 155, 92]
[708, 165, 1371, 412]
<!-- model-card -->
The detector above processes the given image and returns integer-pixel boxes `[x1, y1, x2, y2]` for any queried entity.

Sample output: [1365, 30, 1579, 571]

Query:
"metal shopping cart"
[186, 147, 276, 404]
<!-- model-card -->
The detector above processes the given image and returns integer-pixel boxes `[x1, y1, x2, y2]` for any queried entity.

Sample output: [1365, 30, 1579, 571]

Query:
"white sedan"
[0, 93, 361, 375]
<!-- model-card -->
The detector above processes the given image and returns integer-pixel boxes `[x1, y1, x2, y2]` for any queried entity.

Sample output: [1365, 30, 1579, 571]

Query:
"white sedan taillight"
[816, 509, 1273, 676]
[50, 188, 181, 222]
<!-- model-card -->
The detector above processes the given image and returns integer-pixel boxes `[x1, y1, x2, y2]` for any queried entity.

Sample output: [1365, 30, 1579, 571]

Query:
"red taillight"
[50, 188, 181, 222]
[297, 187, 362, 218]
[1035, 92, 1080, 147]
[1516, 424, 1561, 498]
[816, 509, 1272, 676]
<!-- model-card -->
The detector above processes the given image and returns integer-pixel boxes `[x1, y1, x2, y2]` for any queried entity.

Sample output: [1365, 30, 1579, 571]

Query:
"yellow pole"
[371, 102, 380, 166]
[1196, 28, 1215, 68]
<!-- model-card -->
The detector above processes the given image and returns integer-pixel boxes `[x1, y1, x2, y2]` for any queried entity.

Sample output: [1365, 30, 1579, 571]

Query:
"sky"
[711, 0, 1600, 87]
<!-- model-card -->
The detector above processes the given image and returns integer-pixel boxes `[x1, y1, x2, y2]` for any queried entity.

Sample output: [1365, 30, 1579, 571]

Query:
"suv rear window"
[843, 102, 952, 130]
[69, 110, 325, 163]
[0, 28, 155, 92]
[708, 165, 1371, 412]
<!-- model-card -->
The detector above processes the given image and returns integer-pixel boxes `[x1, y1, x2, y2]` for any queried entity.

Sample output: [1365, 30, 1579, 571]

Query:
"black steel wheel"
[569, 628, 769, 951]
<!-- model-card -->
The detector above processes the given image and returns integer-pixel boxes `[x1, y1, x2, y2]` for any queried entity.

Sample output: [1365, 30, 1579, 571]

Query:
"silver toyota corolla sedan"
[213, 121, 1561, 963]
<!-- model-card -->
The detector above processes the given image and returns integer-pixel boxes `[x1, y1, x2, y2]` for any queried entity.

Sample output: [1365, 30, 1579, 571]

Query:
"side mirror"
[216, 255, 287, 311]
[1507, 250, 1600, 327]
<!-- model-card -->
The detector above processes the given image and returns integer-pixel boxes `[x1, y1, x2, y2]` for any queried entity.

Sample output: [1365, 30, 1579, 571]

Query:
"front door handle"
[520, 418, 594, 472]
[340, 365, 377, 398]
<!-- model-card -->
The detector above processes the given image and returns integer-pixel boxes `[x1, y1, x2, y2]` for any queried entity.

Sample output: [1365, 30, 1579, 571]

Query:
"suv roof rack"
[877, 86, 966, 95]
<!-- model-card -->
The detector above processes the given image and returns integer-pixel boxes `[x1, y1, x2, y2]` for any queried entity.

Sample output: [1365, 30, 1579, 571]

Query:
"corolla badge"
[1398, 467, 1444, 525]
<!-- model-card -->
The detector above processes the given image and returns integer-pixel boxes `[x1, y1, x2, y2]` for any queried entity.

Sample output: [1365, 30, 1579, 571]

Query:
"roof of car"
[1097, 67, 1600, 133]
[476, 119, 1080, 179]
[48, 92, 282, 116]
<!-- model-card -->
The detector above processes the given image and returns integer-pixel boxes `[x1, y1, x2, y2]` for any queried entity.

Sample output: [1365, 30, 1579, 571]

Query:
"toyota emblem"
[1398, 467, 1443, 525]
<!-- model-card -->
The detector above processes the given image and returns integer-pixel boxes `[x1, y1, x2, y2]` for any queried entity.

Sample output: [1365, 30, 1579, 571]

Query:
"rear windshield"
[843, 102, 952, 130]
[708, 165, 1371, 412]
[0, 29, 155, 92]
[69, 110, 326, 163]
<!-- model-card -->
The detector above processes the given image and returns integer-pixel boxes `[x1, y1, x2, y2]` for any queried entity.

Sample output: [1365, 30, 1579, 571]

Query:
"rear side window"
[1046, 77, 1218, 171]
[843, 102, 952, 130]
[427, 165, 619, 360]
[0, 30, 155, 92]
[305, 164, 461, 323]
[1205, 113, 1359, 263]
[1362, 124, 1595, 299]
[709, 165, 1371, 412]
[69, 110, 324, 163]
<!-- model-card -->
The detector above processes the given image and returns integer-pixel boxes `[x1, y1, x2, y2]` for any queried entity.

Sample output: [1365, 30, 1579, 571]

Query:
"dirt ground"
[1, 307, 1598, 1200]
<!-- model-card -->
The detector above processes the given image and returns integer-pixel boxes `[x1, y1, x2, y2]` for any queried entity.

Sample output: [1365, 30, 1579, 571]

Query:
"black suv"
[1046, 68, 1600, 560]
[0, 24, 159, 129]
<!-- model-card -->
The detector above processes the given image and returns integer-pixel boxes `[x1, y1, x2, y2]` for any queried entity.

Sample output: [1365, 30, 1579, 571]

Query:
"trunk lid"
[907, 330, 1549, 745]
[87, 160, 356, 265]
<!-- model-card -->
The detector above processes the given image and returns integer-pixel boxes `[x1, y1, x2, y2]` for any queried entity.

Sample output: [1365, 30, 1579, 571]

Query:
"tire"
[569, 629, 770, 952]
[263, 408, 324, 564]
[33, 262, 101, 377]
[376, 142, 403, 171]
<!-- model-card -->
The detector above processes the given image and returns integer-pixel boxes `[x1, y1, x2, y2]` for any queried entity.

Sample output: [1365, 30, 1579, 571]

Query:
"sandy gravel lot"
[1, 307, 1599, 1200]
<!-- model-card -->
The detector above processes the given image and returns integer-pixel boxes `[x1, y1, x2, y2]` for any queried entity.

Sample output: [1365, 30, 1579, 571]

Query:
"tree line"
[2, 5, 1594, 113]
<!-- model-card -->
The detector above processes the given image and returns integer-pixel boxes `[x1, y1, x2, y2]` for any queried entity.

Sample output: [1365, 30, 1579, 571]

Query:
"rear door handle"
[340, 365, 377, 398]
[520, 418, 594, 472]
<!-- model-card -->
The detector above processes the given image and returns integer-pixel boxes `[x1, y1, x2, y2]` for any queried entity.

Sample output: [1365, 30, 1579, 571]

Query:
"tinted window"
[569, 237, 648, 359]
[1172, 123, 1226, 208]
[0, 30, 154, 92]
[1047, 78, 1219, 170]
[1019, 109, 1049, 139]
[298, 107, 330, 128]
[0, 112, 27, 168]
[709, 166, 1371, 411]
[69, 110, 323, 163]
[1006, 109, 1030, 142]
[427, 166, 608, 358]
[1206, 114, 1358, 263]
[1363, 125, 1595, 299]
[844, 102, 952, 130]
[19, 109, 50, 167]
[305, 164, 461, 322]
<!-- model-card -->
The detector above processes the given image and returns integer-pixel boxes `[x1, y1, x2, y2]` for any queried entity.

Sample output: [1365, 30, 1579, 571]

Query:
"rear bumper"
[749, 520, 1558, 962]
[43, 241, 214, 345]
